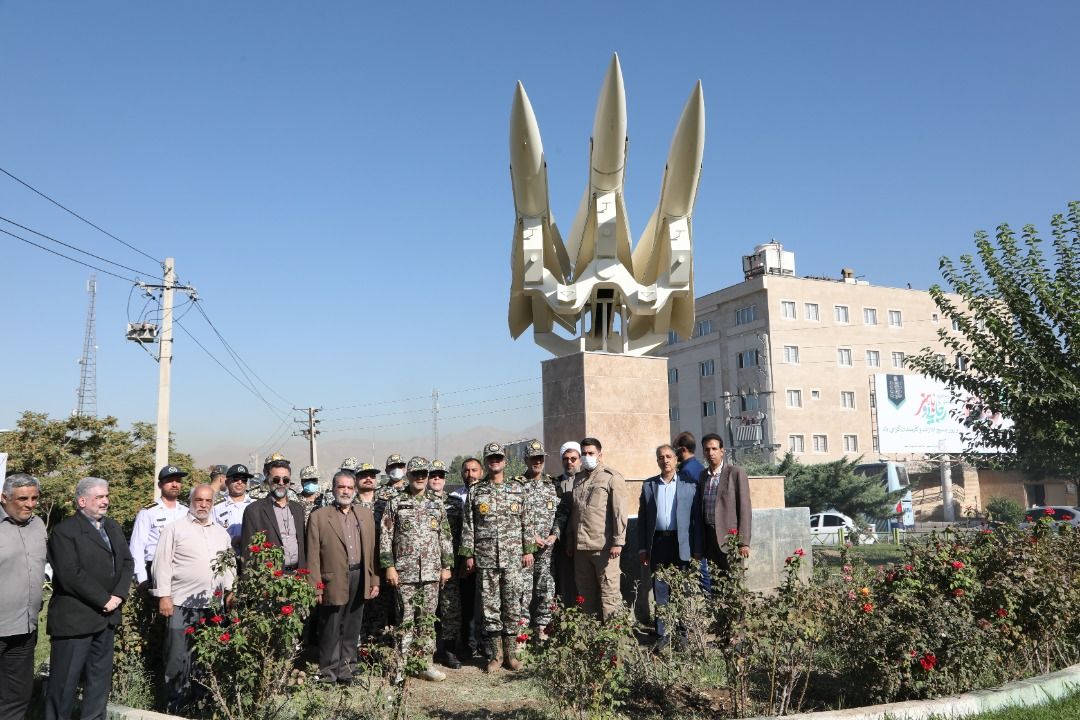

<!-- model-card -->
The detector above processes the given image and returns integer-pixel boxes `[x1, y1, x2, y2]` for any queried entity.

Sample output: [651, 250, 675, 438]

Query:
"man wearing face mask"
[368, 454, 407, 637]
[306, 470, 379, 685]
[551, 442, 581, 607]
[298, 466, 322, 523]
[567, 437, 627, 621]
[240, 456, 306, 574]
[518, 440, 560, 641]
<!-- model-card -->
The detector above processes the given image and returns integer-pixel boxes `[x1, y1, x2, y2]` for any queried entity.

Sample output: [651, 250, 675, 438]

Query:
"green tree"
[775, 453, 904, 523]
[0, 411, 206, 529]
[907, 202, 1080, 478]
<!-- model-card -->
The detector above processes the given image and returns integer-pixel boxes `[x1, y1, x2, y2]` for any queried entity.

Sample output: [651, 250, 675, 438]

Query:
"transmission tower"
[76, 274, 98, 430]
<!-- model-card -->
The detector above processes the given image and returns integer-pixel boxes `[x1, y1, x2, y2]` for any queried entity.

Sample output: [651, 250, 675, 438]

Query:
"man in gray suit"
[695, 433, 752, 578]
[638, 445, 700, 652]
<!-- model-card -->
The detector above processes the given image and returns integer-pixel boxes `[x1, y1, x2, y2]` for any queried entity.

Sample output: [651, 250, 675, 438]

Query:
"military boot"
[438, 639, 463, 670]
[484, 637, 502, 673]
[502, 635, 523, 671]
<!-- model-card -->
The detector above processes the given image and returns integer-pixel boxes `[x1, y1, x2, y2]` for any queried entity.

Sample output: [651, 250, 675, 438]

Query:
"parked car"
[1018, 506, 1080, 530]
[810, 511, 877, 545]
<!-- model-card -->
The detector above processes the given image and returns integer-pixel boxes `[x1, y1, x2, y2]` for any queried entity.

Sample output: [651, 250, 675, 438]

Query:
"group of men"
[0, 429, 751, 719]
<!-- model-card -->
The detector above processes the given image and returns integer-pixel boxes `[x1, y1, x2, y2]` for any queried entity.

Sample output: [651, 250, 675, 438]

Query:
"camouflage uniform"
[434, 487, 466, 642]
[459, 472, 536, 640]
[519, 470, 560, 628]
[365, 460, 406, 638]
[380, 480, 454, 664]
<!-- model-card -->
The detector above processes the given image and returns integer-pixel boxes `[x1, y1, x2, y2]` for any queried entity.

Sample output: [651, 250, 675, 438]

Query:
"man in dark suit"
[694, 433, 752, 580]
[45, 477, 134, 720]
[240, 457, 306, 572]
[638, 445, 700, 652]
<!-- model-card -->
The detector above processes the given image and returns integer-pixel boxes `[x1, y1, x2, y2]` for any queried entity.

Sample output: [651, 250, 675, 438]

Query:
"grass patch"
[952, 689, 1080, 719]
[813, 543, 905, 570]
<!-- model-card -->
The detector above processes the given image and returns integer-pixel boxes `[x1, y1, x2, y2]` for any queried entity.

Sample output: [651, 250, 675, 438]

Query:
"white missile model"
[508, 53, 705, 357]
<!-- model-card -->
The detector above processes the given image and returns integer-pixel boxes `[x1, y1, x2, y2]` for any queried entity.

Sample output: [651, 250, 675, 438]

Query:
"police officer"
[130, 466, 190, 588]
[518, 439, 561, 641]
[380, 457, 453, 682]
[459, 442, 535, 672]
[213, 464, 256, 552]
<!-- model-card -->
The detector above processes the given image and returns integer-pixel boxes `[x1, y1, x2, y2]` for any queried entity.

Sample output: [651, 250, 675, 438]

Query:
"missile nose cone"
[510, 81, 548, 217]
[660, 81, 706, 218]
[591, 53, 627, 191]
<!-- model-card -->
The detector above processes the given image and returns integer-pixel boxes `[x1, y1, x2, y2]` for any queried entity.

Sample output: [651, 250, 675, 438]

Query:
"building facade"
[658, 244, 960, 465]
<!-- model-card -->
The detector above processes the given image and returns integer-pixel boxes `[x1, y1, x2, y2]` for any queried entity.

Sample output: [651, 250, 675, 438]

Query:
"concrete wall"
[750, 475, 785, 509]
[979, 469, 1079, 508]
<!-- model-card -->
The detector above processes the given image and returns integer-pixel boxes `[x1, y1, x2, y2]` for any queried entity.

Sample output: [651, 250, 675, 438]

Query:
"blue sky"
[1, 2, 1077, 467]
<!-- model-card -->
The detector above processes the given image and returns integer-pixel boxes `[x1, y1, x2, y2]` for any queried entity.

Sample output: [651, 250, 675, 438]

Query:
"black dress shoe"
[651, 634, 671, 654]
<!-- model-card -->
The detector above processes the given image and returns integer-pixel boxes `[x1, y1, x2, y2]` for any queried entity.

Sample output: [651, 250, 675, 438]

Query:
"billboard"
[874, 374, 1008, 453]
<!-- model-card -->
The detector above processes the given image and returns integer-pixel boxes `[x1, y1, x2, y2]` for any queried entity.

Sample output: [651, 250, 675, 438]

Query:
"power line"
[0, 165, 163, 267]
[321, 376, 541, 414]
[320, 403, 541, 435]
[0, 215, 157, 278]
[318, 391, 543, 425]
[0, 225, 137, 282]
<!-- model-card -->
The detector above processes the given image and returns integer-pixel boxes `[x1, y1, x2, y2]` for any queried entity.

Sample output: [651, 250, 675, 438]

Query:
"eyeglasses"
[270, 477, 291, 485]
[410, 472, 429, 479]
[228, 476, 248, 483]
[429, 472, 446, 478]
[487, 455, 505, 462]
[527, 456, 545, 462]
[358, 472, 379, 480]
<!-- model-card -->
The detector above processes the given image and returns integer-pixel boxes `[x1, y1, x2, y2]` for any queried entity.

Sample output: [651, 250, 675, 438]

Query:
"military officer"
[380, 457, 454, 682]
[212, 463, 256, 552]
[365, 454, 407, 640]
[355, 463, 379, 511]
[298, 465, 322, 523]
[459, 442, 536, 672]
[518, 439, 561, 640]
[209, 464, 228, 503]
[426, 460, 463, 669]
[375, 453, 406, 524]
[249, 454, 299, 501]
[129, 466, 190, 588]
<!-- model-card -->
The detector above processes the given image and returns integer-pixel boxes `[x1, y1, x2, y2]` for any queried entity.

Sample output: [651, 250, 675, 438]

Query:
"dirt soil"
[404, 664, 549, 719]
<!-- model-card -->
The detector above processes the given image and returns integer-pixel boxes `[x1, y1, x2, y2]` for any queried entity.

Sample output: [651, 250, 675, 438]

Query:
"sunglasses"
[270, 477, 292, 485]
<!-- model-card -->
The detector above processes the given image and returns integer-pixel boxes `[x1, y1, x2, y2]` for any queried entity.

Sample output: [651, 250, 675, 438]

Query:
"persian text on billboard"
[873, 374, 1007, 453]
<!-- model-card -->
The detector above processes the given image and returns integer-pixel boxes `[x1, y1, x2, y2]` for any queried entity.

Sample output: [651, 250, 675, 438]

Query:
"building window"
[872, 434, 880, 451]
[787, 389, 803, 408]
[834, 305, 850, 323]
[955, 354, 970, 371]
[789, 434, 805, 453]
[694, 319, 713, 337]
[863, 307, 878, 325]
[702, 400, 717, 417]
[891, 351, 906, 368]
[783, 345, 800, 364]
[866, 350, 881, 367]
[843, 434, 859, 452]
[740, 393, 761, 411]
[668, 367, 679, 384]
[888, 309, 903, 327]
[951, 318, 961, 331]
[669, 406, 680, 422]
[837, 348, 853, 366]
[781, 300, 796, 319]
[735, 305, 757, 326]
[805, 302, 820, 321]
[737, 349, 759, 368]
[810, 389, 821, 400]
[932, 312, 939, 323]
[667, 329, 679, 345]
[699, 359, 715, 377]
[840, 391, 855, 409]
[936, 353, 947, 365]
[812, 434, 828, 453]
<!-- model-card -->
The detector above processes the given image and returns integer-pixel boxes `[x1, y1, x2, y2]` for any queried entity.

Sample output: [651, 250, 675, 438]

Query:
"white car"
[1018, 506, 1080, 530]
[810, 511, 876, 545]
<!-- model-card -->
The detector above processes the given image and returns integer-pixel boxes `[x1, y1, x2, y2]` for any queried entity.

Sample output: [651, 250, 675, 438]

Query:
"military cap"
[339, 457, 360, 472]
[158, 465, 188, 482]
[406, 456, 429, 473]
[356, 462, 379, 475]
[524, 438, 546, 457]
[385, 453, 406, 469]
[429, 459, 448, 475]
[226, 463, 254, 480]
[482, 442, 505, 459]
[299, 465, 320, 481]
[264, 452, 290, 469]
[209, 464, 228, 477]
[250, 472, 265, 487]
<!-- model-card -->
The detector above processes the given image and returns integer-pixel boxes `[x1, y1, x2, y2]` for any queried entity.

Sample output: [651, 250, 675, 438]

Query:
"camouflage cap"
[339, 457, 360, 472]
[406, 456, 429, 473]
[210, 464, 228, 477]
[429, 459, 448, 475]
[356, 462, 379, 475]
[299, 465, 320, 481]
[525, 438, 546, 457]
[483, 441, 505, 459]
[385, 453, 406, 469]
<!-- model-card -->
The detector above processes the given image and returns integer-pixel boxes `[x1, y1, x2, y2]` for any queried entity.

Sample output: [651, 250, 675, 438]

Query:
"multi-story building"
[657, 242, 959, 464]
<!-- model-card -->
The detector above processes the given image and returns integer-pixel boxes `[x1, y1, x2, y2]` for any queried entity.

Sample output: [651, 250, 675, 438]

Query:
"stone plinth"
[542, 351, 669, 494]
[750, 475, 786, 509]
[745, 507, 812, 591]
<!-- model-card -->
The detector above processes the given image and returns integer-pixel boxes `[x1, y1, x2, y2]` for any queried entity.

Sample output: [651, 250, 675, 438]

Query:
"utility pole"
[154, 258, 176, 498]
[432, 388, 440, 459]
[75, 274, 98, 438]
[940, 452, 956, 522]
[298, 407, 321, 468]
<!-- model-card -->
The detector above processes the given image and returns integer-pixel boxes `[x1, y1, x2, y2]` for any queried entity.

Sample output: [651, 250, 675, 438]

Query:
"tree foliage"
[756, 452, 904, 522]
[0, 411, 206, 529]
[907, 202, 1080, 478]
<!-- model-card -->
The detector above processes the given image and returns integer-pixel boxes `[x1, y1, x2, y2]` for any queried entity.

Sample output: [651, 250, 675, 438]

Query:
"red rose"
[265, 561, 274, 568]
[263, 540, 274, 548]
[219, 632, 231, 642]
[184, 626, 195, 635]
[952, 588, 965, 597]
[359, 648, 370, 658]
[996, 608, 1007, 618]
[295, 568, 310, 575]
[213, 590, 223, 597]
[919, 653, 937, 671]
[199, 617, 206, 625]
[549, 603, 557, 612]
[610, 656, 617, 666]
[517, 618, 527, 626]
[249, 545, 261, 553]
[545, 623, 554, 636]
[784, 556, 794, 565]
[950, 560, 965, 570]
[281, 604, 294, 616]
[516, 633, 529, 643]
[794, 548, 805, 557]
[316, 581, 326, 590]
[903, 564, 914, 572]
[861, 603, 873, 614]
[575, 595, 585, 605]
[1045, 507, 1055, 515]
[727, 528, 739, 536]
[273, 570, 283, 577]
[210, 615, 224, 624]
[1025, 516, 1033, 522]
